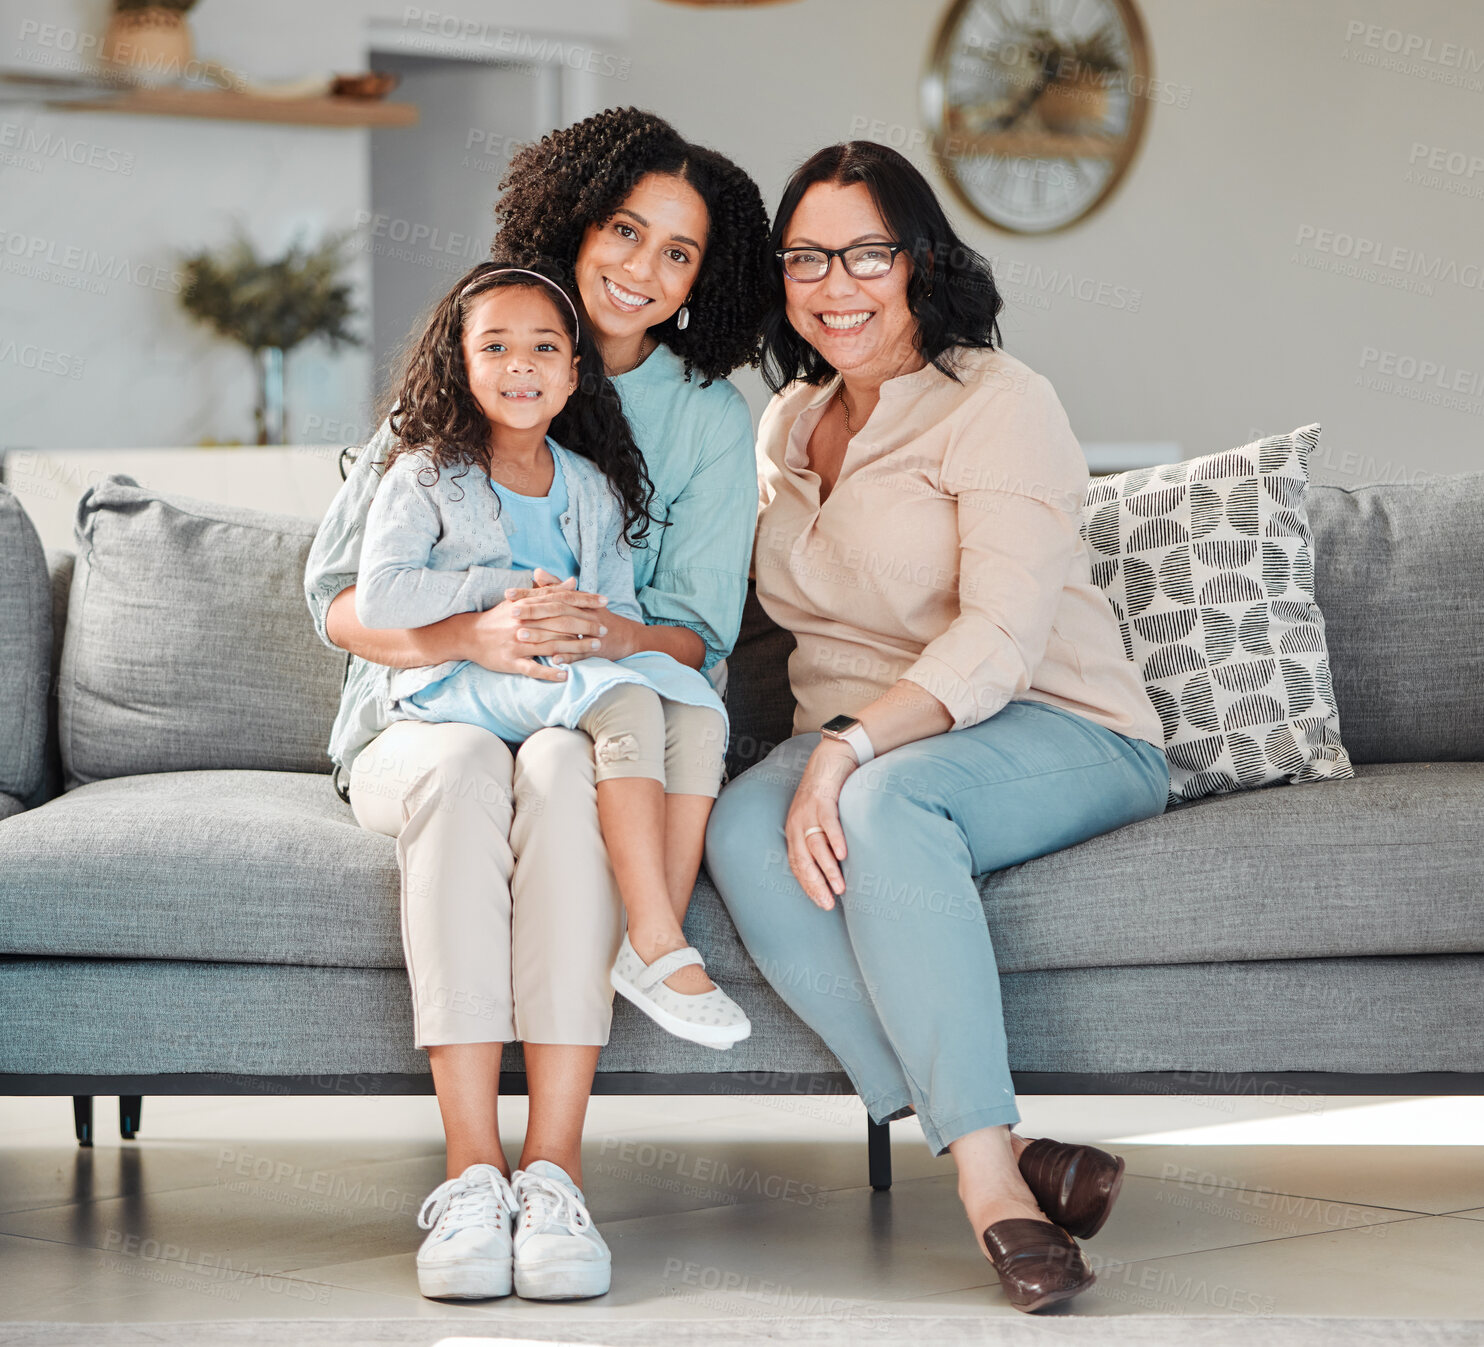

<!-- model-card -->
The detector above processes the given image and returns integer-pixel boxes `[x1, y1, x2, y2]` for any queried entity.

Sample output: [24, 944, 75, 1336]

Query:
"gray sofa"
[1, 468, 1481, 1182]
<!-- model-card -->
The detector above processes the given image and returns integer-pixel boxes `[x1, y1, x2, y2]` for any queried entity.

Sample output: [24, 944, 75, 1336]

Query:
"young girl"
[357, 261, 749, 1050]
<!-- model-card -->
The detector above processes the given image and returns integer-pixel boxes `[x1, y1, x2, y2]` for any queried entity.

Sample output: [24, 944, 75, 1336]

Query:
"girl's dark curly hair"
[490, 106, 770, 387]
[378, 259, 659, 549]
[759, 141, 1004, 394]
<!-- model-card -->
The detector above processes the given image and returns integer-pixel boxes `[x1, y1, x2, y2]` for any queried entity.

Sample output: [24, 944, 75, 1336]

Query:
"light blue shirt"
[488, 446, 578, 580]
[304, 341, 758, 774]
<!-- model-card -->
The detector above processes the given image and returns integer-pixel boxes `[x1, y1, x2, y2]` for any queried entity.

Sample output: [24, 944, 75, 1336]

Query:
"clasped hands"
[464, 566, 633, 682]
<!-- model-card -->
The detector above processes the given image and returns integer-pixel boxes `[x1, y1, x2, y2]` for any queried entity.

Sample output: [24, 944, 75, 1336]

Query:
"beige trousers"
[350, 720, 626, 1048]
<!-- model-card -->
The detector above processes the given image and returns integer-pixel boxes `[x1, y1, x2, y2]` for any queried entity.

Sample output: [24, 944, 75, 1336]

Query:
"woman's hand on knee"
[784, 742, 857, 910]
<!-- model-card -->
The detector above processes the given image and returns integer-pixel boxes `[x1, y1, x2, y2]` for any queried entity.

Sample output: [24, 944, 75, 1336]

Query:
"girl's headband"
[459, 267, 580, 345]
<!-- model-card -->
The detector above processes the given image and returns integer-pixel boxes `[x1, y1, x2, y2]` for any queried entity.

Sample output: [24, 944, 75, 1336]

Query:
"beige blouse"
[753, 345, 1165, 748]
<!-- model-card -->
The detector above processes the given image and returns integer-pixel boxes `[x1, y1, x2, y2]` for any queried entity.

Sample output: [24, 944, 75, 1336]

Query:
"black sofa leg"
[72, 1096, 93, 1148]
[868, 1117, 892, 1191]
[120, 1096, 142, 1140]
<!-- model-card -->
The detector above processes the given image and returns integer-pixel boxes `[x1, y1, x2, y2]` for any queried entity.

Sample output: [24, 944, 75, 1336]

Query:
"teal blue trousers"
[703, 700, 1170, 1155]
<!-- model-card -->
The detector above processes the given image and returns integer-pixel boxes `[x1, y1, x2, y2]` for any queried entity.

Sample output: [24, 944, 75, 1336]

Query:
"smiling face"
[574, 170, 709, 357]
[782, 180, 920, 383]
[459, 284, 579, 435]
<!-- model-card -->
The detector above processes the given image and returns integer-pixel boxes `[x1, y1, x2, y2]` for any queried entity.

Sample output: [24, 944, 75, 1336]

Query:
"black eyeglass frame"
[775, 242, 909, 282]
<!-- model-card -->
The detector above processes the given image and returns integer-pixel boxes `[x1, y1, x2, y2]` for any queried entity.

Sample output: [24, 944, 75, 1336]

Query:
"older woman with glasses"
[704, 142, 1170, 1314]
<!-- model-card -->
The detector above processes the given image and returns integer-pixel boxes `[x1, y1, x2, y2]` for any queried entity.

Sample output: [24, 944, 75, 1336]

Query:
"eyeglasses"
[775, 243, 907, 283]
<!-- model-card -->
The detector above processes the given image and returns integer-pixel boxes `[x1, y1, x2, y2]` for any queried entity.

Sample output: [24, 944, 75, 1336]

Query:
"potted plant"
[1035, 27, 1124, 133]
[990, 23, 1123, 133]
[179, 228, 362, 446]
[103, 0, 198, 87]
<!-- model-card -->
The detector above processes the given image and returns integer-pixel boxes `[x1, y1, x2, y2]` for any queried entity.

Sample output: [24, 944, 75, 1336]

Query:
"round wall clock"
[922, 0, 1152, 234]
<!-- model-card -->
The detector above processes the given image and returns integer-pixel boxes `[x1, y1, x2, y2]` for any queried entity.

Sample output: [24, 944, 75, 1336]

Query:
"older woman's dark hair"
[760, 141, 1003, 394]
[491, 106, 770, 388]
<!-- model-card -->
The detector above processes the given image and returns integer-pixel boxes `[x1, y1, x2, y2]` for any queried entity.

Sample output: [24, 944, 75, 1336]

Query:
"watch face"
[821, 714, 859, 735]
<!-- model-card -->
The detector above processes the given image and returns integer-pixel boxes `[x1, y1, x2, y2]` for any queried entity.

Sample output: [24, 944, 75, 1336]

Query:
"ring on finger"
[802, 825, 826, 840]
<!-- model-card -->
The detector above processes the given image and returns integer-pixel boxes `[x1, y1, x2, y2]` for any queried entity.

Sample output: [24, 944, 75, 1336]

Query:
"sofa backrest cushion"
[41, 550, 74, 804]
[0, 484, 51, 808]
[60, 476, 345, 787]
[723, 581, 797, 781]
[1307, 471, 1484, 763]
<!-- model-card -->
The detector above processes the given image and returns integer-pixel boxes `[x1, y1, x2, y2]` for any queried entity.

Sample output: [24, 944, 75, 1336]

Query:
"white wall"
[3, 0, 1480, 489]
[0, 0, 375, 455]
[617, 0, 1484, 485]
[0, 0, 631, 458]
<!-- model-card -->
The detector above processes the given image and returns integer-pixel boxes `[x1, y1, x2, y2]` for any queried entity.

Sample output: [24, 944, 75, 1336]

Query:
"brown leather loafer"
[1017, 1136, 1126, 1239]
[982, 1217, 1096, 1312]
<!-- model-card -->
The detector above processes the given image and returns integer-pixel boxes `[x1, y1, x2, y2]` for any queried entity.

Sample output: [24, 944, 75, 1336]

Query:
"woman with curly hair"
[304, 108, 769, 1302]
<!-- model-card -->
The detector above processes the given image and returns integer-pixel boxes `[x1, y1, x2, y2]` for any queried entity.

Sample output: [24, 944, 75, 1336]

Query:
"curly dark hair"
[377, 259, 659, 549]
[490, 106, 770, 387]
[759, 141, 1005, 394]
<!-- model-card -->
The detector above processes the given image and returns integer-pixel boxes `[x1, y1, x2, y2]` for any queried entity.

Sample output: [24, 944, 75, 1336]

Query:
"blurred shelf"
[949, 131, 1120, 158]
[0, 69, 416, 126]
[48, 86, 418, 127]
[1, 445, 346, 552]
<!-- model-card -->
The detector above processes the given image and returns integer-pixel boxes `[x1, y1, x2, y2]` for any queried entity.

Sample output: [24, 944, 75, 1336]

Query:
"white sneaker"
[610, 934, 752, 1050]
[415, 1162, 516, 1299]
[511, 1160, 611, 1300]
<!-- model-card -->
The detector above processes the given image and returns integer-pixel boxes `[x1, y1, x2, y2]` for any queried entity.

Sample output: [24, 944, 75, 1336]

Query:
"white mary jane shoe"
[609, 935, 751, 1050]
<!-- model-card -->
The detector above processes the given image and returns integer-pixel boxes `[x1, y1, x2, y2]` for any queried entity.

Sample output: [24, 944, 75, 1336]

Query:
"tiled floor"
[1, 1091, 1482, 1337]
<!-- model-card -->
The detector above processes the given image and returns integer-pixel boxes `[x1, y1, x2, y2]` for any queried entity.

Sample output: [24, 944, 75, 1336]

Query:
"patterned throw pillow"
[1080, 424, 1354, 806]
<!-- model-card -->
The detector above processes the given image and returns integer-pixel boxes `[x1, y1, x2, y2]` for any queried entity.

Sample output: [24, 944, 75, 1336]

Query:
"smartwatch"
[820, 713, 875, 766]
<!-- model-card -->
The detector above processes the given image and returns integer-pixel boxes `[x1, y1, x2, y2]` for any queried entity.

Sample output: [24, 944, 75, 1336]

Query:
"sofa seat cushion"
[0, 769, 778, 981]
[983, 761, 1484, 972]
[3, 763, 1480, 976]
[0, 770, 402, 968]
